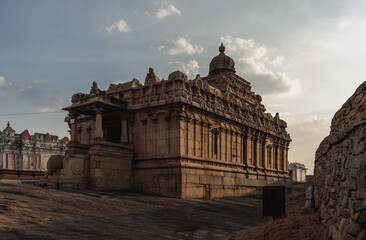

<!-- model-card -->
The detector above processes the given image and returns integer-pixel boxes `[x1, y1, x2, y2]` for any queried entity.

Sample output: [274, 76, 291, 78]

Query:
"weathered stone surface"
[47, 155, 64, 175]
[314, 81, 366, 240]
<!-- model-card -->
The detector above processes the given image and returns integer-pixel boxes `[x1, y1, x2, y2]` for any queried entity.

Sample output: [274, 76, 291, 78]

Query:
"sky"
[1, 0, 366, 173]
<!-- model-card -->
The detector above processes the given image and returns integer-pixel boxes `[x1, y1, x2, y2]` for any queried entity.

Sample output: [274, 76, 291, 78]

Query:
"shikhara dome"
[209, 43, 236, 75]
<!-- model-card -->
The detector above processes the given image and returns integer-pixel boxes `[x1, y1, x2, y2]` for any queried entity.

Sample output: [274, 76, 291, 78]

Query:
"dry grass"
[231, 184, 328, 240]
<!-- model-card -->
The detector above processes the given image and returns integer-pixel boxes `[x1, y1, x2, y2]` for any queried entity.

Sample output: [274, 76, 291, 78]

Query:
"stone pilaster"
[120, 118, 128, 144]
[80, 126, 89, 144]
[94, 110, 103, 140]
[262, 139, 267, 169]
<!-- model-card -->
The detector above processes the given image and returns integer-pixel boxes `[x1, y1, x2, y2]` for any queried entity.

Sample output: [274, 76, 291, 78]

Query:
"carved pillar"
[275, 145, 279, 170]
[229, 131, 233, 162]
[152, 117, 158, 157]
[234, 132, 239, 163]
[253, 137, 258, 167]
[281, 147, 286, 171]
[258, 139, 262, 167]
[224, 129, 227, 161]
[21, 153, 23, 170]
[219, 128, 222, 160]
[39, 154, 42, 170]
[207, 123, 210, 158]
[285, 147, 289, 171]
[243, 134, 247, 165]
[252, 137, 256, 166]
[247, 135, 252, 165]
[5, 152, 8, 169]
[238, 133, 241, 164]
[193, 119, 197, 156]
[262, 138, 266, 168]
[165, 116, 171, 156]
[185, 117, 189, 156]
[94, 110, 103, 140]
[212, 129, 216, 159]
[120, 118, 128, 144]
[80, 126, 89, 144]
[13, 153, 16, 169]
[200, 122, 204, 157]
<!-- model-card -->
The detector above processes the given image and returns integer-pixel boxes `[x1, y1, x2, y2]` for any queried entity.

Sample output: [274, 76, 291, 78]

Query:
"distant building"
[288, 162, 307, 182]
[0, 122, 68, 171]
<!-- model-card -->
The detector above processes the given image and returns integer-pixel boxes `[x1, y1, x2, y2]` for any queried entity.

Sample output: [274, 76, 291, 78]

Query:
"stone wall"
[314, 81, 366, 240]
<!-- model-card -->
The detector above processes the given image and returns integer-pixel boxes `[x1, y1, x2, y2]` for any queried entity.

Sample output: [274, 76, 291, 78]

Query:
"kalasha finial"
[219, 43, 225, 53]
[7, 121, 10, 127]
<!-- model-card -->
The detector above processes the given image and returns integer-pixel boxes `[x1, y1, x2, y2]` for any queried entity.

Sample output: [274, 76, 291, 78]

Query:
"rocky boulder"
[314, 81, 366, 240]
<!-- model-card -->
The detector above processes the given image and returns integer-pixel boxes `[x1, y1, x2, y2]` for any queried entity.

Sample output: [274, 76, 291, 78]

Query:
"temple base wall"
[47, 141, 133, 191]
[89, 140, 133, 191]
[133, 158, 182, 198]
[133, 157, 290, 199]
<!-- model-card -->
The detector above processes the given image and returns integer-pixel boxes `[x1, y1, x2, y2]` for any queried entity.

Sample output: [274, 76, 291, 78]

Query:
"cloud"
[220, 35, 300, 96]
[156, 2, 181, 19]
[168, 60, 200, 76]
[164, 37, 205, 55]
[105, 19, 131, 33]
[0, 78, 63, 112]
[336, 16, 353, 29]
[157, 45, 165, 51]
[32, 79, 47, 85]
[0, 76, 6, 87]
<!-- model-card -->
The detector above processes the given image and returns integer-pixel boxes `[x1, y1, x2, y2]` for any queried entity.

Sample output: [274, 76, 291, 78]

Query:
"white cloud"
[156, 2, 181, 19]
[39, 107, 59, 113]
[0, 76, 6, 87]
[220, 35, 300, 96]
[269, 56, 285, 67]
[168, 60, 200, 76]
[157, 45, 165, 51]
[32, 79, 47, 85]
[336, 16, 353, 29]
[165, 37, 205, 55]
[106, 19, 131, 33]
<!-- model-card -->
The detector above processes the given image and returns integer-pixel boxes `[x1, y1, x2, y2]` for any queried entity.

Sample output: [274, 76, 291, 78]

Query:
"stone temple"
[0, 122, 68, 171]
[49, 44, 291, 198]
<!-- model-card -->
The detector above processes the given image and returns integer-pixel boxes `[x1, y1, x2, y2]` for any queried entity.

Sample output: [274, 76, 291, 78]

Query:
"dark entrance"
[262, 186, 286, 219]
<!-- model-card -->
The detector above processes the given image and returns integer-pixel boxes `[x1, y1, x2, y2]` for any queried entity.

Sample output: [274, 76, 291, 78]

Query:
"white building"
[288, 162, 307, 182]
[0, 122, 68, 171]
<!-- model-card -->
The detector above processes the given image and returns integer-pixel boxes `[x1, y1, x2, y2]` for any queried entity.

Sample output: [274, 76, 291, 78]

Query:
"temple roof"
[209, 43, 236, 75]
[2, 122, 15, 136]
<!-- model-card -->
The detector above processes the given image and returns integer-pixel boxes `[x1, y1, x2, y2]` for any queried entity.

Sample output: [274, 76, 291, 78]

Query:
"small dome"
[209, 43, 235, 75]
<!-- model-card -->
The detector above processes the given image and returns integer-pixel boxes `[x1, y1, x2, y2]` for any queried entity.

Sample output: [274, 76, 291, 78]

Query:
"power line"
[0, 111, 65, 117]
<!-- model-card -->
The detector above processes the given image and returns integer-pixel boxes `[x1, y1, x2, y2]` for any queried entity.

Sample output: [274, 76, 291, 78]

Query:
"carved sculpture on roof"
[89, 81, 104, 96]
[144, 68, 161, 86]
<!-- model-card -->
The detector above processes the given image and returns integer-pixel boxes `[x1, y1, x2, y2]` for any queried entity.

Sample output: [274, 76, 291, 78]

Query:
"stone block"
[346, 220, 363, 237]
[356, 209, 366, 227]
[357, 229, 366, 240]
[353, 189, 366, 199]
[352, 200, 364, 212]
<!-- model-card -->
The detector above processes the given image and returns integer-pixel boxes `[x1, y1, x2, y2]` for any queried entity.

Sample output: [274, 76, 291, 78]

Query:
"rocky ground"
[231, 183, 328, 240]
[0, 183, 267, 240]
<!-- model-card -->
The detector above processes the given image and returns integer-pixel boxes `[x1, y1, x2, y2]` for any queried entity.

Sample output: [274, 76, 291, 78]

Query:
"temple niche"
[48, 44, 291, 198]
